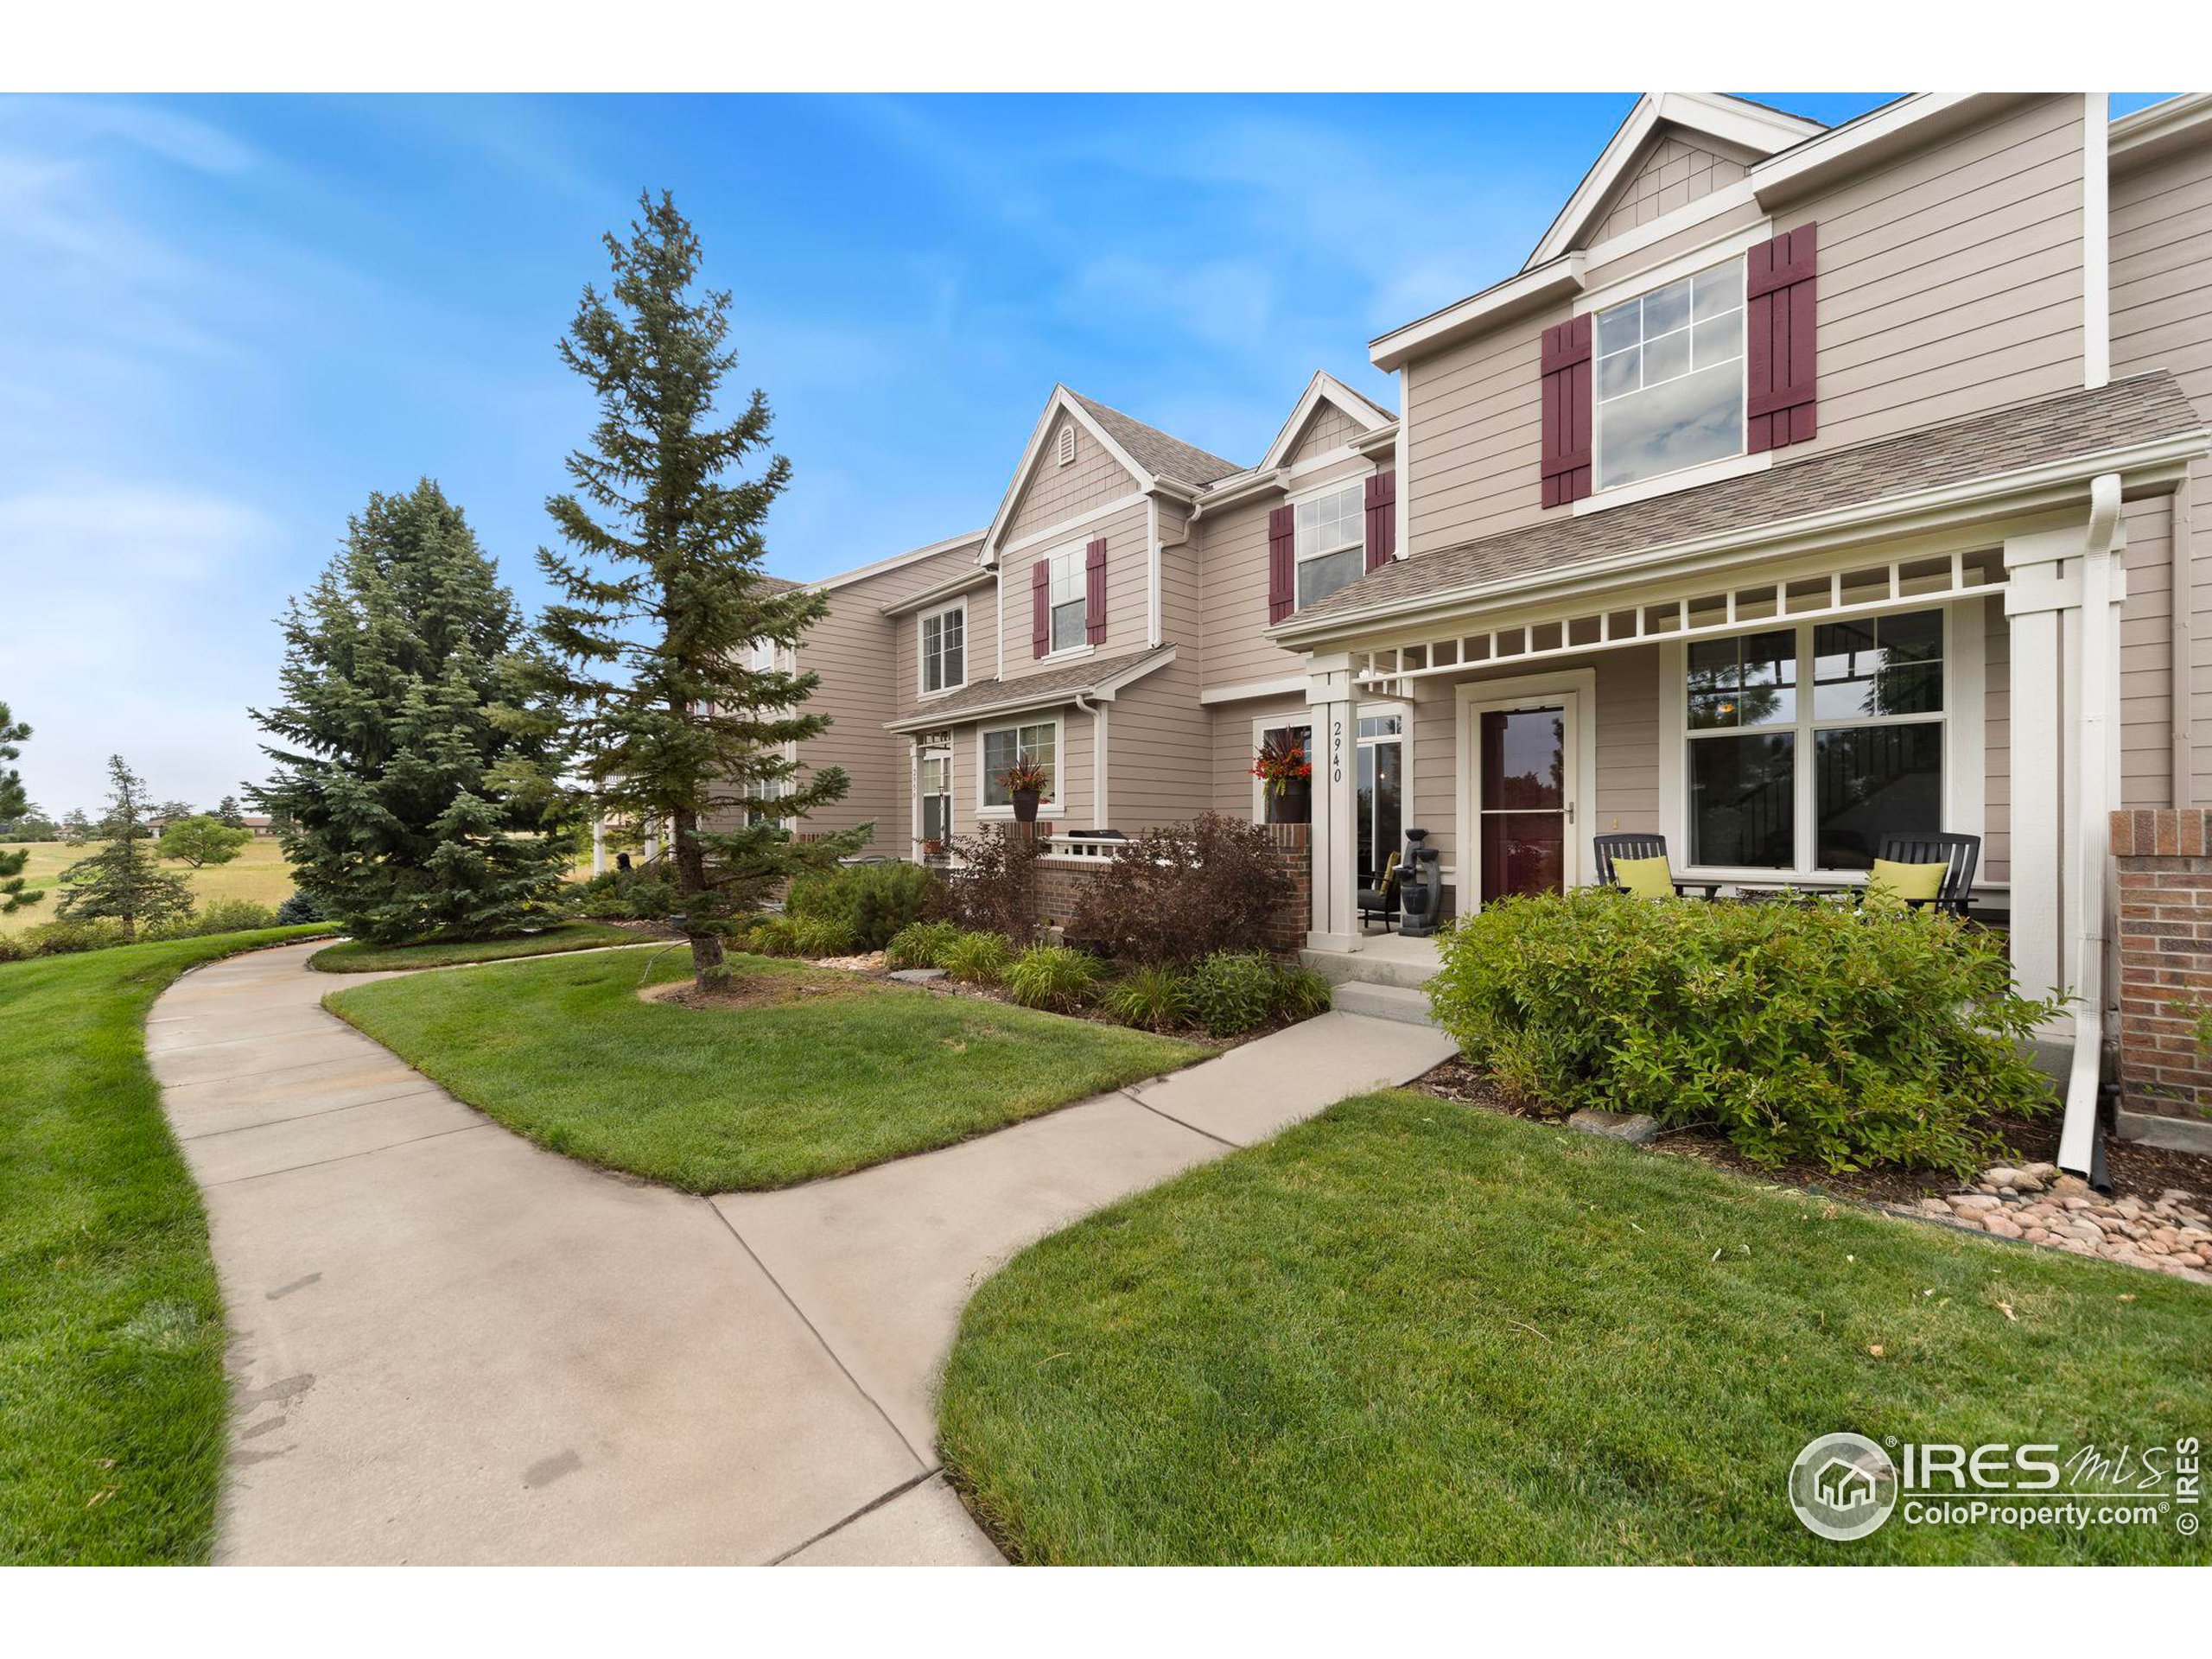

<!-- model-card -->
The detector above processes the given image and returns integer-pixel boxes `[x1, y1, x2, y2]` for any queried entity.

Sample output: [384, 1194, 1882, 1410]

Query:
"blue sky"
[0, 92, 2165, 812]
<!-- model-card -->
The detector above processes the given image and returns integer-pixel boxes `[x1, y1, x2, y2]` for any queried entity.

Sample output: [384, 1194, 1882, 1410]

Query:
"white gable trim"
[978, 386, 1155, 568]
[1525, 92, 1822, 271]
[1256, 372, 1397, 473]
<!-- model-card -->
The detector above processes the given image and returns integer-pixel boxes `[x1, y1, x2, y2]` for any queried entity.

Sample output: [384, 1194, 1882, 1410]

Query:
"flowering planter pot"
[1011, 789, 1041, 823]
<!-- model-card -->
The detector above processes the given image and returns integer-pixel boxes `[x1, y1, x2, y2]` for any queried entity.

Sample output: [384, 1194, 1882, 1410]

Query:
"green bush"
[887, 919, 964, 969]
[569, 866, 676, 920]
[18, 916, 130, 957]
[1425, 888, 2060, 1177]
[788, 915, 858, 957]
[1185, 950, 1283, 1037]
[787, 862, 944, 951]
[942, 930, 1013, 986]
[276, 890, 327, 925]
[745, 914, 801, 957]
[149, 898, 279, 940]
[1274, 963, 1335, 1021]
[1102, 963, 1191, 1033]
[1003, 944, 1098, 1013]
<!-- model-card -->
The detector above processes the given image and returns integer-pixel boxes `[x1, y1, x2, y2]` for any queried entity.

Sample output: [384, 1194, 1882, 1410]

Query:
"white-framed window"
[919, 600, 965, 696]
[1595, 257, 1746, 492]
[1046, 547, 1088, 653]
[982, 719, 1059, 811]
[1681, 607, 1953, 874]
[916, 747, 952, 849]
[1294, 480, 1365, 612]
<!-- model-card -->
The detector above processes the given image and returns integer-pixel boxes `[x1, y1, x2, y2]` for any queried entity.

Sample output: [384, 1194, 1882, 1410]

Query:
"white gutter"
[2059, 472, 2126, 1176]
[1072, 692, 1107, 827]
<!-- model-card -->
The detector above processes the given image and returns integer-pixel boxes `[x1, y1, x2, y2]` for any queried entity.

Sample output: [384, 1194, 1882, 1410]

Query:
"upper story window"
[1595, 257, 1745, 491]
[919, 601, 964, 694]
[1294, 481, 1364, 611]
[1047, 546, 1087, 652]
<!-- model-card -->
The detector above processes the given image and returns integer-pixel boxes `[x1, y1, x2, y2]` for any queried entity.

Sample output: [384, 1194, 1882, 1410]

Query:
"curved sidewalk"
[149, 941, 1456, 1565]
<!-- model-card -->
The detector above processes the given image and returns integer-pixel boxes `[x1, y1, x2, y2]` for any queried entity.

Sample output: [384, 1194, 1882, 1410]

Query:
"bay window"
[1595, 257, 1745, 491]
[1683, 607, 1951, 874]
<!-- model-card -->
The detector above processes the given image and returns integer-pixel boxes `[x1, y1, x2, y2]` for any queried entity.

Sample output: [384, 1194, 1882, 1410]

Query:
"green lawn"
[325, 950, 1205, 1192]
[308, 919, 650, 973]
[0, 925, 333, 1565]
[1, 837, 298, 938]
[939, 1090, 2212, 1565]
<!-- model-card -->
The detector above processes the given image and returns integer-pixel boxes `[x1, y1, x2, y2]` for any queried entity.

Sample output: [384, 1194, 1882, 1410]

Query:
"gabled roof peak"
[1525, 92, 1827, 270]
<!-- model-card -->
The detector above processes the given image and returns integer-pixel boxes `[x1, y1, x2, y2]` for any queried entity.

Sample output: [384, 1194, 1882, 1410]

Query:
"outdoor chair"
[1357, 852, 1402, 932]
[1591, 834, 1719, 899]
[1872, 831, 1980, 917]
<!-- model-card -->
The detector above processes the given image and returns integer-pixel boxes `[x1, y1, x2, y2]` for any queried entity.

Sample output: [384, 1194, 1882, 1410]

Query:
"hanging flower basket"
[1250, 734, 1313, 826]
[997, 760, 1052, 823]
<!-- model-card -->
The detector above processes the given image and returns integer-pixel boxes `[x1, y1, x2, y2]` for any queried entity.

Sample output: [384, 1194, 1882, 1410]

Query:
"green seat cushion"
[1611, 855, 1676, 900]
[1866, 857, 1948, 907]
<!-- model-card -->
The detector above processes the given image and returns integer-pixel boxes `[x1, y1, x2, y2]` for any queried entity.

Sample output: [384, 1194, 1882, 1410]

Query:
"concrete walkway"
[149, 941, 1457, 1565]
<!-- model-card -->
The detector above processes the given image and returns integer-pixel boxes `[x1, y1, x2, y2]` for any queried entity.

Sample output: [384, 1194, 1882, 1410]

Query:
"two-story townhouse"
[1263, 91, 2212, 1171]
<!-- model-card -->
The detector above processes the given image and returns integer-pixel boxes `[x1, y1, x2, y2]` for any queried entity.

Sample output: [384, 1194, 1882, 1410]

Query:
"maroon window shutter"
[1031, 557, 1051, 658]
[1746, 222, 1818, 453]
[1539, 315, 1593, 507]
[1084, 537, 1107, 644]
[1363, 470, 1397, 571]
[1267, 504, 1296, 622]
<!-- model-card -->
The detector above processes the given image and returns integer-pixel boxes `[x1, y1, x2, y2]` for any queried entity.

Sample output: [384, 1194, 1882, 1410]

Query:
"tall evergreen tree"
[57, 755, 194, 939]
[535, 192, 862, 988]
[213, 794, 247, 829]
[0, 700, 43, 914]
[251, 480, 573, 945]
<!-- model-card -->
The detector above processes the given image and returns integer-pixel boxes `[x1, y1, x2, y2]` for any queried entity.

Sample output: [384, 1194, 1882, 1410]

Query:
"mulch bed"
[1408, 1056, 2212, 1207]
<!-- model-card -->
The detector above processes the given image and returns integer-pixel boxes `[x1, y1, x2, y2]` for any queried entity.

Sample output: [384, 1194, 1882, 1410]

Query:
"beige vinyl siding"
[1787, 94, 2087, 453]
[998, 499, 1151, 683]
[1214, 695, 1309, 817]
[1984, 593, 2011, 885]
[2113, 138, 2212, 807]
[1002, 410, 1141, 547]
[2119, 495, 2176, 809]
[1286, 401, 1360, 463]
[790, 543, 977, 856]
[1105, 653, 1211, 830]
[1586, 128, 1756, 247]
[1157, 499, 1200, 650]
[1402, 305, 1565, 556]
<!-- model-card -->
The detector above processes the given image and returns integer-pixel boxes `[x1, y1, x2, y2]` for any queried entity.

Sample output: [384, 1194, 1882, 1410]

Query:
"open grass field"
[1, 838, 297, 938]
[939, 1090, 2212, 1565]
[327, 948, 1205, 1192]
[0, 925, 333, 1565]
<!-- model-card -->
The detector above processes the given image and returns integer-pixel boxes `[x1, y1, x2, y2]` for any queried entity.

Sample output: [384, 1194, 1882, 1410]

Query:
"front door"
[1466, 689, 1584, 906]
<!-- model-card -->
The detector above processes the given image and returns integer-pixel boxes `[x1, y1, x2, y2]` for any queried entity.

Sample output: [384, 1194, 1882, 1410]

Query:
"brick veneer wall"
[1027, 823, 1313, 954]
[2111, 809, 2212, 1127]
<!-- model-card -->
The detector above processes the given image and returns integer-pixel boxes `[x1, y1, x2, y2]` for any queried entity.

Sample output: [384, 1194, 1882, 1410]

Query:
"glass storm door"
[917, 749, 951, 850]
[1357, 710, 1405, 882]
[1476, 704, 1571, 905]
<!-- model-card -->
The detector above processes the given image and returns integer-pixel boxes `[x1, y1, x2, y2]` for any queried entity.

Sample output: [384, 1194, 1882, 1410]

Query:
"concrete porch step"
[1300, 938, 1442, 990]
[1330, 979, 1440, 1028]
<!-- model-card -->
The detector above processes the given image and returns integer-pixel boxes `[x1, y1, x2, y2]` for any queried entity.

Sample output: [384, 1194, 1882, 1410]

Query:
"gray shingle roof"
[1288, 372, 2205, 630]
[887, 644, 1178, 728]
[1066, 391, 1244, 489]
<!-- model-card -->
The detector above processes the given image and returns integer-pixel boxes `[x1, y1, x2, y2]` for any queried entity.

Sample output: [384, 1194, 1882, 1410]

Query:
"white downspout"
[2059, 472, 2126, 1175]
[1072, 692, 1108, 829]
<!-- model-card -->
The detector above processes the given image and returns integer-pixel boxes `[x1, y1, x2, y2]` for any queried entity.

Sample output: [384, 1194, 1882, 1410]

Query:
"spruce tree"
[535, 192, 861, 988]
[57, 755, 194, 939]
[0, 700, 43, 914]
[213, 794, 247, 829]
[251, 480, 573, 946]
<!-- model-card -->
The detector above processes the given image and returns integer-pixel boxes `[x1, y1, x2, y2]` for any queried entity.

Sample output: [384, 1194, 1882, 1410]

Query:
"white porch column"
[591, 816, 606, 876]
[1306, 652, 1360, 950]
[2005, 512, 2129, 1008]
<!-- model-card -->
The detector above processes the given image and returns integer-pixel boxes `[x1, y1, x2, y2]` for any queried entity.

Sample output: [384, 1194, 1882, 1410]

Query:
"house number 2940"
[1331, 718, 1344, 784]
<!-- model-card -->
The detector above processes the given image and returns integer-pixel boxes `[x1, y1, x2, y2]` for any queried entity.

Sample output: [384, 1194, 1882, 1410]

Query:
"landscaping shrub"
[17, 916, 130, 957]
[786, 861, 943, 951]
[1101, 963, 1191, 1033]
[1003, 944, 1098, 1013]
[275, 890, 327, 925]
[149, 898, 279, 940]
[1185, 950, 1283, 1037]
[1425, 887, 2062, 1177]
[1065, 813, 1294, 965]
[942, 929, 1013, 986]
[746, 914, 802, 957]
[787, 914, 858, 957]
[1274, 962, 1335, 1021]
[939, 826, 1044, 940]
[887, 919, 964, 969]
[569, 865, 677, 920]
